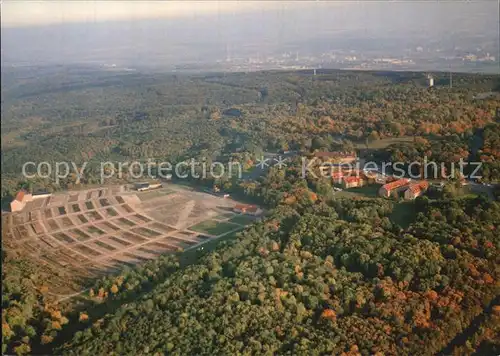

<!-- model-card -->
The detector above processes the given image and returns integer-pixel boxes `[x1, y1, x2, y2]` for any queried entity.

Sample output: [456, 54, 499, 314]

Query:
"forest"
[2, 66, 499, 203]
[1, 66, 499, 355]
[53, 171, 499, 355]
[478, 124, 500, 182]
[3, 163, 499, 355]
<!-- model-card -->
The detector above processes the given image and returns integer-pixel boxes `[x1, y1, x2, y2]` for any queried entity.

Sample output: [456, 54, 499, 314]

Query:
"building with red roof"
[234, 204, 262, 216]
[331, 171, 344, 184]
[378, 178, 410, 198]
[10, 189, 33, 212]
[15, 190, 25, 202]
[404, 181, 429, 200]
[342, 176, 365, 189]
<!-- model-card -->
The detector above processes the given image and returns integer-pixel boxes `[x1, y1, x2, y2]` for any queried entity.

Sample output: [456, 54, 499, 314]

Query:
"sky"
[1, 1, 294, 28]
[1, 1, 498, 71]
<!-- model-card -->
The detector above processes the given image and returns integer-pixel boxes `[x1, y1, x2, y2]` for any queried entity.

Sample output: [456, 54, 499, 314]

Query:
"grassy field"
[335, 184, 381, 199]
[459, 186, 480, 199]
[229, 214, 257, 225]
[217, 212, 237, 219]
[189, 220, 241, 236]
[355, 136, 414, 150]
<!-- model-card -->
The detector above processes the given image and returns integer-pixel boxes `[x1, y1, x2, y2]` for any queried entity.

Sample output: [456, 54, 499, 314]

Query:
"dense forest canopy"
[56, 183, 500, 355]
[2, 67, 499, 198]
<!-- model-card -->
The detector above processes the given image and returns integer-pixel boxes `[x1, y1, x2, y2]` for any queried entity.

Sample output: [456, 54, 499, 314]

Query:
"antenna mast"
[449, 65, 453, 89]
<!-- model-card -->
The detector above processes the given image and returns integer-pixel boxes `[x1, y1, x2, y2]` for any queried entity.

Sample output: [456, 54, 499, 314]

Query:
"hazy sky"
[2, 1, 497, 70]
[2, 1, 296, 27]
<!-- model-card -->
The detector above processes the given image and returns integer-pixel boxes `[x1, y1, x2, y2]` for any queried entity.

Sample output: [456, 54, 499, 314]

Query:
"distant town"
[166, 44, 499, 74]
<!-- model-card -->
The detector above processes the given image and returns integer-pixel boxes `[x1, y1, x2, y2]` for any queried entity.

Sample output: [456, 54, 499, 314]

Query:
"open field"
[228, 214, 258, 225]
[189, 220, 241, 236]
[2, 184, 261, 296]
[354, 136, 415, 150]
[335, 184, 382, 199]
[137, 188, 175, 201]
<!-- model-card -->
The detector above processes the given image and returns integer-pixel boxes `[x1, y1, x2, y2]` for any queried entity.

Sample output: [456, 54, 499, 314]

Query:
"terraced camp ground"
[2, 184, 262, 296]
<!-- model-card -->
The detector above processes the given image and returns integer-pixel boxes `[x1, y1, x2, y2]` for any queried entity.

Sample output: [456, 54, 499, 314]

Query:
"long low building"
[10, 190, 31, 212]
[10, 190, 52, 212]
[404, 181, 430, 200]
[134, 182, 162, 192]
[342, 176, 365, 189]
[233, 204, 262, 216]
[378, 178, 410, 198]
